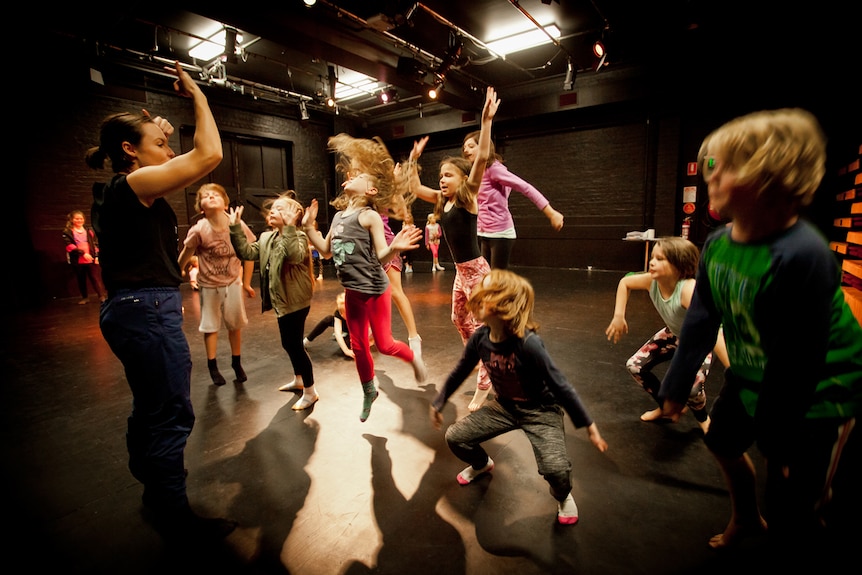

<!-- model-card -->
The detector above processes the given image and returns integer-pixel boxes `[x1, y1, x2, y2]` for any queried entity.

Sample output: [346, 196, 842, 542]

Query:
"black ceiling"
[33, 1, 860, 130]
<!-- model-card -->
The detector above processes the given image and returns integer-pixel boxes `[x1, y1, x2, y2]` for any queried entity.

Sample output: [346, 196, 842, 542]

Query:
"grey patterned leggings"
[445, 399, 573, 501]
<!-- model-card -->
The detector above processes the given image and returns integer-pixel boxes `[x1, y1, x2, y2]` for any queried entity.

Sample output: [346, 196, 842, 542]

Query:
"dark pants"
[277, 306, 314, 385]
[73, 262, 105, 299]
[479, 236, 514, 270]
[445, 398, 573, 501]
[99, 287, 194, 510]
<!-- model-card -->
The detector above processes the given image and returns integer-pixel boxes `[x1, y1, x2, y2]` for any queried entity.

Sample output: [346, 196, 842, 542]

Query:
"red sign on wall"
[687, 162, 698, 176]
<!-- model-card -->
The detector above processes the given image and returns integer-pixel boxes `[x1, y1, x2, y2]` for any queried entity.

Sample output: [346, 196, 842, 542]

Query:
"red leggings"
[345, 286, 413, 383]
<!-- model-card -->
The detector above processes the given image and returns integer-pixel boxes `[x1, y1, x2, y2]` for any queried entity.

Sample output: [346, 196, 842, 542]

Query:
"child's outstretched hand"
[429, 405, 444, 431]
[605, 317, 628, 343]
[587, 423, 608, 453]
[227, 205, 244, 225]
[482, 86, 500, 122]
[302, 199, 319, 229]
[410, 136, 429, 162]
[391, 225, 423, 252]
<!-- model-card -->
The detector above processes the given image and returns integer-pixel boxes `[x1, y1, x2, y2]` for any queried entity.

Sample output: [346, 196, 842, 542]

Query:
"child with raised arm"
[605, 236, 729, 432]
[659, 109, 861, 562]
[430, 269, 608, 525]
[460, 130, 564, 270]
[179, 183, 255, 386]
[229, 192, 319, 411]
[407, 86, 501, 412]
[301, 135, 425, 422]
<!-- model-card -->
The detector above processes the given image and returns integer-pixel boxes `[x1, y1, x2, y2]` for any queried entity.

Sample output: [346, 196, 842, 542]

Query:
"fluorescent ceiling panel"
[485, 25, 561, 56]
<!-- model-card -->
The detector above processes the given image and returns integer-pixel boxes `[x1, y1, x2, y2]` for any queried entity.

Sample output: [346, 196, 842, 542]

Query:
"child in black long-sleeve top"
[430, 269, 608, 525]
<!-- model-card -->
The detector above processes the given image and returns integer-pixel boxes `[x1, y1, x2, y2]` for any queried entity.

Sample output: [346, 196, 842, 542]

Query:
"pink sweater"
[477, 161, 550, 235]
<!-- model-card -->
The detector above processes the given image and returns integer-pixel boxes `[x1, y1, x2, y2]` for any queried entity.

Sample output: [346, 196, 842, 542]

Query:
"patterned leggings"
[452, 257, 491, 390]
[626, 327, 711, 419]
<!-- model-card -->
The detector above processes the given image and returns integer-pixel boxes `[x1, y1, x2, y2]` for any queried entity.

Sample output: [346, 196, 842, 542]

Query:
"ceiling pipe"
[416, 3, 535, 79]
[314, 0, 492, 109]
[92, 42, 362, 119]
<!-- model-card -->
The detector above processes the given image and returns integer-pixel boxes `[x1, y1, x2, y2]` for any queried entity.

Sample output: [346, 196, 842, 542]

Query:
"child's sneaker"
[456, 458, 494, 485]
[557, 493, 579, 525]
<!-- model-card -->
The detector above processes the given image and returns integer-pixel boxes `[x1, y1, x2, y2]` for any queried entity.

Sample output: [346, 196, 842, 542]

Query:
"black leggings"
[73, 263, 104, 299]
[277, 306, 314, 385]
[479, 237, 514, 270]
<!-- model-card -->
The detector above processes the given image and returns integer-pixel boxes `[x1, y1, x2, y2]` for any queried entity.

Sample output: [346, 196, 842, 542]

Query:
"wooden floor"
[5, 264, 775, 575]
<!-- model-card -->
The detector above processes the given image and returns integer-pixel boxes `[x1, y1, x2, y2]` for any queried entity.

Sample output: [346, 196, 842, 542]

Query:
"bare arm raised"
[126, 61, 222, 204]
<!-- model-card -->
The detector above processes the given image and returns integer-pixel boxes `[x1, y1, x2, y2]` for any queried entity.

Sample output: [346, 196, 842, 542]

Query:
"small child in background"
[401, 211, 415, 273]
[431, 269, 608, 526]
[178, 183, 255, 386]
[425, 212, 443, 271]
[62, 209, 106, 304]
[605, 236, 729, 432]
[304, 291, 354, 359]
[229, 192, 319, 411]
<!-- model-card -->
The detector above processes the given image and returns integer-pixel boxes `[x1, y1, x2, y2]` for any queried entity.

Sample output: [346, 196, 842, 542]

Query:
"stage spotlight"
[428, 81, 443, 99]
[378, 88, 398, 104]
[299, 100, 310, 120]
[592, 40, 605, 59]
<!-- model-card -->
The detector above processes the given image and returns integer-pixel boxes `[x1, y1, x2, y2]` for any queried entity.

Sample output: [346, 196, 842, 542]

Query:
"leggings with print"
[452, 256, 491, 390]
[626, 326, 711, 420]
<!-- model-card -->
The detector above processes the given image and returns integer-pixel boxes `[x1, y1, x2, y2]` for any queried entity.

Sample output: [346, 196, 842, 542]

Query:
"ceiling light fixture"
[299, 99, 310, 120]
[189, 29, 227, 61]
[435, 34, 464, 79]
[428, 80, 444, 99]
[592, 40, 606, 59]
[303, 0, 317, 6]
[485, 24, 561, 56]
[188, 27, 244, 63]
[562, 58, 575, 91]
[378, 88, 398, 104]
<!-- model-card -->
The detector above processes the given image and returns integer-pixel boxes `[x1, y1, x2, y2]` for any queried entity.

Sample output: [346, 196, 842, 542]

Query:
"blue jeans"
[100, 287, 194, 510]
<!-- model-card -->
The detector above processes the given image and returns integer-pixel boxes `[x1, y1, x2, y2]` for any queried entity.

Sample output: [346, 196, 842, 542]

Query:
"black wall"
[18, 17, 860, 308]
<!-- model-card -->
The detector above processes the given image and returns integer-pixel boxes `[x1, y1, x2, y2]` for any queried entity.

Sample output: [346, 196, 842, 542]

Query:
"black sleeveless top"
[92, 174, 183, 291]
[440, 204, 481, 263]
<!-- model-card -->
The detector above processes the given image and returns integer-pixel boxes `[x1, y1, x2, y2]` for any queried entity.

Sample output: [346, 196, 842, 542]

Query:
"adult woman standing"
[86, 61, 236, 541]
